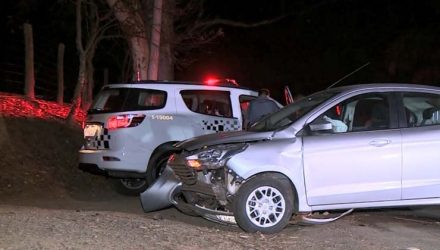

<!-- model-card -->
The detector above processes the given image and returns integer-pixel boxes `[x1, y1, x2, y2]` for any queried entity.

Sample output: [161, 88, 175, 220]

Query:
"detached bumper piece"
[139, 166, 181, 212]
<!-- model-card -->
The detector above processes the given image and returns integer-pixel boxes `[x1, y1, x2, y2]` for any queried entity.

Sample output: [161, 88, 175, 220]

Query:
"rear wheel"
[113, 146, 176, 196]
[233, 173, 294, 234]
[113, 178, 148, 196]
[146, 149, 174, 186]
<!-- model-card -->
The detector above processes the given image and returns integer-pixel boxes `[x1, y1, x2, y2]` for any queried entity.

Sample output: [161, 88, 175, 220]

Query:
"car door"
[400, 91, 440, 199]
[302, 92, 402, 206]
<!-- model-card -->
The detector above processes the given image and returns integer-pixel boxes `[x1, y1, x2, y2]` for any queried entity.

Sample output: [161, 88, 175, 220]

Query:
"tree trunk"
[67, 56, 86, 123]
[147, 0, 163, 80]
[106, 0, 150, 81]
[23, 23, 35, 99]
[67, 0, 86, 124]
[158, 0, 174, 80]
[84, 50, 95, 109]
[130, 37, 149, 81]
[57, 43, 65, 104]
[158, 42, 173, 80]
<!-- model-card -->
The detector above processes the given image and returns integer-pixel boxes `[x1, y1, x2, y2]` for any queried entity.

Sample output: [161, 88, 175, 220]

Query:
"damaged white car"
[141, 83, 440, 233]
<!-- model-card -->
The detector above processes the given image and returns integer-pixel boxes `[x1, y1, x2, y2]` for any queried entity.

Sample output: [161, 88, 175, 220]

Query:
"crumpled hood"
[174, 130, 274, 151]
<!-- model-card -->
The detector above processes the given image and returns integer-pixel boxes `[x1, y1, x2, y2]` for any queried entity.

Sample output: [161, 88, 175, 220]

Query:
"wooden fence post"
[23, 23, 35, 99]
[57, 43, 65, 104]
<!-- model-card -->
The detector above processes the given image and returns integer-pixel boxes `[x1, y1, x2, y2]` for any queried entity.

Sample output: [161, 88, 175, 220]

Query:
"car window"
[89, 88, 167, 114]
[402, 92, 440, 127]
[180, 90, 233, 118]
[309, 93, 391, 134]
[125, 89, 167, 110]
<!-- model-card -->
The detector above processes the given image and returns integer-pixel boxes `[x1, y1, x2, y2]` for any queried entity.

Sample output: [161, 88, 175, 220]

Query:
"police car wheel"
[146, 152, 172, 186]
[112, 178, 149, 196]
[233, 173, 294, 234]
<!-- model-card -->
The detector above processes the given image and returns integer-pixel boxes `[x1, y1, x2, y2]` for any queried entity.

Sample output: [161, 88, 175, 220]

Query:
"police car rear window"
[88, 88, 167, 114]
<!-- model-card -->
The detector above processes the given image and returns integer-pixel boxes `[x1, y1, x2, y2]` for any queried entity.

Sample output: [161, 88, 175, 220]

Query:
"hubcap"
[245, 186, 286, 228]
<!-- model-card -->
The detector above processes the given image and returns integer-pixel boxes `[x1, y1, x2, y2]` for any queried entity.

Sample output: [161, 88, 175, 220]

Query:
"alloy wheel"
[245, 186, 286, 228]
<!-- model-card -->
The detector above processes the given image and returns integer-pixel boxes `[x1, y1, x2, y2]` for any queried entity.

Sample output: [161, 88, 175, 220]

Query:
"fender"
[227, 162, 312, 213]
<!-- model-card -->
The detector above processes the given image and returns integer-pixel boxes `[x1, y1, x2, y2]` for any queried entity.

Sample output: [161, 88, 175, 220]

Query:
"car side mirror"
[309, 122, 333, 132]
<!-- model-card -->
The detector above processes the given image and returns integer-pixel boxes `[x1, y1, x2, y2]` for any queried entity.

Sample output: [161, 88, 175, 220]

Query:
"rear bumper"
[78, 163, 108, 176]
[78, 163, 146, 178]
[79, 148, 149, 176]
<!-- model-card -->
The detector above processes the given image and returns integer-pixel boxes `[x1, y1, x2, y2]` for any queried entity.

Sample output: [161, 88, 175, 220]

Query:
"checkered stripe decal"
[202, 119, 241, 132]
[86, 128, 111, 149]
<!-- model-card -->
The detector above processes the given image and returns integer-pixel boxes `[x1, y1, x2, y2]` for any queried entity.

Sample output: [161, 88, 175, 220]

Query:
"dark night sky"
[2, 0, 440, 100]
[178, 0, 440, 99]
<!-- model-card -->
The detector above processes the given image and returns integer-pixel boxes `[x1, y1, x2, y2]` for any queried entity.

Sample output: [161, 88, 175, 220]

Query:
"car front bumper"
[139, 166, 181, 212]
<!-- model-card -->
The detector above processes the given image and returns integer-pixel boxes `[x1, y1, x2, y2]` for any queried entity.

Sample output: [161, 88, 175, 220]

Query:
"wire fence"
[0, 30, 78, 102]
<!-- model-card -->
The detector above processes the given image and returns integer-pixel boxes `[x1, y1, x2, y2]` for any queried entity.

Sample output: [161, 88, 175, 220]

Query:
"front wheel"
[112, 178, 149, 196]
[233, 173, 294, 234]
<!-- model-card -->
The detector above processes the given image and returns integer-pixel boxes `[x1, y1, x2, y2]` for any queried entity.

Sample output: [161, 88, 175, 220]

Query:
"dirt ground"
[1, 117, 440, 249]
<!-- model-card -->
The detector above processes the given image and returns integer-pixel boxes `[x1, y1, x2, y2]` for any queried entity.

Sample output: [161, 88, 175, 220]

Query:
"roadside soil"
[1, 116, 440, 249]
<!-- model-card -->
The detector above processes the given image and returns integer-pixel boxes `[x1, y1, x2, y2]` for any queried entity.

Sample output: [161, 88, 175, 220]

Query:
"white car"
[141, 83, 440, 233]
[78, 80, 264, 195]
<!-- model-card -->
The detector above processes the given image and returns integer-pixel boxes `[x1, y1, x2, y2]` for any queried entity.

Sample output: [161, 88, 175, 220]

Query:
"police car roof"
[111, 80, 255, 91]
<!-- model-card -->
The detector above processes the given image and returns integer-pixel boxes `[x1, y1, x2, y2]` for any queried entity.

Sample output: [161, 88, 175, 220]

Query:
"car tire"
[112, 178, 149, 196]
[233, 173, 294, 234]
[146, 149, 174, 186]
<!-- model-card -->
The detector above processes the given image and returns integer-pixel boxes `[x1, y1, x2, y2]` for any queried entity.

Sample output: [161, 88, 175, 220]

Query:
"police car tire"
[146, 148, 175, 186]
[232, 173, 294, 234]
[112, 178, 149, 196]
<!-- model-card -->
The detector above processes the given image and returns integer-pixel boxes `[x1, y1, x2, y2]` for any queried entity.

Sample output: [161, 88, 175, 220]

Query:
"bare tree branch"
[192, 15, 288, 32]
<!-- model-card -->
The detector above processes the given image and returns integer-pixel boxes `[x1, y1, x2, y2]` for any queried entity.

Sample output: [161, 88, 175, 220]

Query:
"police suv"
[79, 80, 261, 195]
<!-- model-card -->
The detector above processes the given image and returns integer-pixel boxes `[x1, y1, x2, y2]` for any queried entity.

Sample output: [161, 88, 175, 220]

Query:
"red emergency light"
[204, 78, 221, 85]
[204, 77, 239, 86]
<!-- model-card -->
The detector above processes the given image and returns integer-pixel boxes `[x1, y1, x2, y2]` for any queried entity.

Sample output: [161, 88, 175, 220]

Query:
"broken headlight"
[185, 143, 248, 170]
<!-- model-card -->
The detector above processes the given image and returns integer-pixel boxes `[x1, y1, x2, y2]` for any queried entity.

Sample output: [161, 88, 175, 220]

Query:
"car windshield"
[249, 90, 339, 132]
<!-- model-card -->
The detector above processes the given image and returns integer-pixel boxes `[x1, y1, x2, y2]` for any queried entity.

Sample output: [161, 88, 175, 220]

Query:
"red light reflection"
[0, 93, 86, 125]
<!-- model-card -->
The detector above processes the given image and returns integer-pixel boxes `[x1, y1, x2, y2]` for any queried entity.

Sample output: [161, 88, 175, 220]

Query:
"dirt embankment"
[0, 116, 111, 201]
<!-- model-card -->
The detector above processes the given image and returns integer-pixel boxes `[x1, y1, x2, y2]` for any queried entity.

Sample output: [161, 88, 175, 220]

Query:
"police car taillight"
[107, 114, 146, 130]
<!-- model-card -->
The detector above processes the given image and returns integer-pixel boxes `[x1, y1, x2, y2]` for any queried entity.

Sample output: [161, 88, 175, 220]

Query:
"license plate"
[215, 215, 236, 224]
[84, 124, 102, 138]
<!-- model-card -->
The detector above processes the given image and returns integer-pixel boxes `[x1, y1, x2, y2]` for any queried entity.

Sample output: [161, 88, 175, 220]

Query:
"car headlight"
[185, 143, 248, 170]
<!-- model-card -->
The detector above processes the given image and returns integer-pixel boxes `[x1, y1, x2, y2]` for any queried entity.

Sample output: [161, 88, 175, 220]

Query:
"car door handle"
[369, 139, 391, 147]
